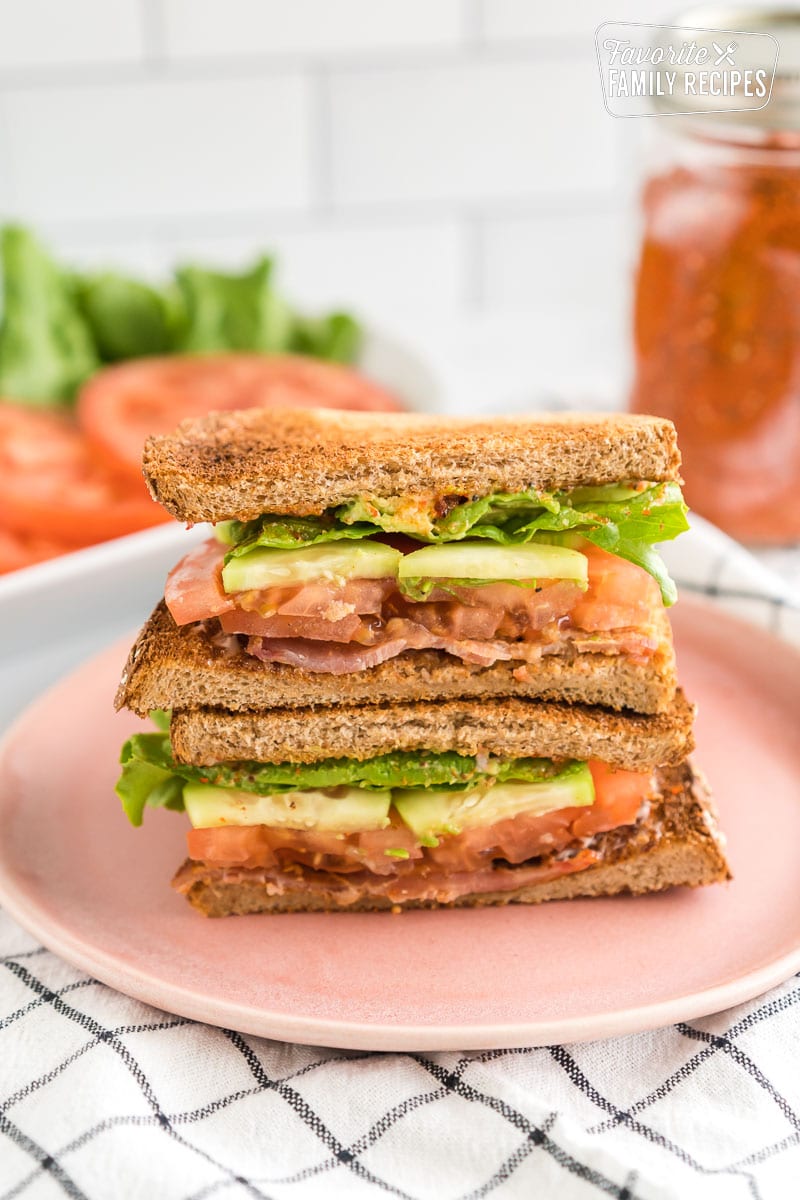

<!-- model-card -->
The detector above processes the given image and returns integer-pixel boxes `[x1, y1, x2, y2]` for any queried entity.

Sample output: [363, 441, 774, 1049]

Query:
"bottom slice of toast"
[173, 761, 730, 917]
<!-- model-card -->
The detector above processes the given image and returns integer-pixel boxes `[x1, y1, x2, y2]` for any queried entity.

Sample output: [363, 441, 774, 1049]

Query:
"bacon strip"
[246, 633, 415, 672]
[173, 848, 601, 906]
[245, 618, 663, 673]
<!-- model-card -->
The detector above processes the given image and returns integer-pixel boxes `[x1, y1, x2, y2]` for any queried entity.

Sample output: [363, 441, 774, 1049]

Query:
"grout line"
[462, 0, 485, 45]
[461, 214, 486, 312]
[176, 37, 595, 77]
[139, 0, 168, 68]
[308, 67, 333, 212]
[0, 38, 591, 93]
[0, 60, 153, 91]
[28, 193, 623, 246]
[0, 81, 17, 213]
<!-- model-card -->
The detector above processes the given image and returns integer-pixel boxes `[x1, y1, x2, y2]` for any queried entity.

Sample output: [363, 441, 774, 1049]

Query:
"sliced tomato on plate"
[77, 353, 406, 480]
[0, 527, 76, 576]
[0, 403, 170, 547]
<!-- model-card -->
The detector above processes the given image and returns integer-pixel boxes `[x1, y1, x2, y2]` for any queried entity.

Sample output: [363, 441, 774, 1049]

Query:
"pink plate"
[0, 595, 798, 1051]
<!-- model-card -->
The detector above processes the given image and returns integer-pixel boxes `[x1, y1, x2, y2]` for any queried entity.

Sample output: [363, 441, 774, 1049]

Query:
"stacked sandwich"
[115, 409, 730, 916]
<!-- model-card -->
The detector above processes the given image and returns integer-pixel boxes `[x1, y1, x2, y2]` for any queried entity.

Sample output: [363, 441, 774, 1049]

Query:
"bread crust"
[174, 761, 730, 916]
[143, 408, 682, 523]
[117, 602, 678, 717]
[169, 691, 695, 769]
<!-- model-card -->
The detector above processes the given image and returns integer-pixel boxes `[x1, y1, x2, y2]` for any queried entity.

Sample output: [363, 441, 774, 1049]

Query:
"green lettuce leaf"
[291, 311, 363, 363]
[175, 257, 294, 354]
[116, 736, 186, 827]
[0, 226, 365, 408]
[0, 226, 99, 404]
[221, 514, 376, 555]
[219, 483, 688, 605]
[430, 483, 688, 551]
[77, 273, 176, 360]
[116, 732, 580, 826]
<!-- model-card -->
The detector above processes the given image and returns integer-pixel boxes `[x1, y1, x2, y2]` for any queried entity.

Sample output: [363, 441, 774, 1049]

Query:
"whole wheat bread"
[143, 408, 682, 524]
[169, 690, 694, 769]
[117, 602, 677, 716]
[173, 761, 730, 916]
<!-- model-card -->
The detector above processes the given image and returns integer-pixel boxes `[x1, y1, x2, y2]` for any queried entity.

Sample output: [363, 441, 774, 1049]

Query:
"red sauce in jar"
[631, 156, 800, 543]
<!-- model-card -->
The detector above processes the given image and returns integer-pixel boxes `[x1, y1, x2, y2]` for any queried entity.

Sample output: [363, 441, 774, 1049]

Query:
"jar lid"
[655, 6, 800, 131]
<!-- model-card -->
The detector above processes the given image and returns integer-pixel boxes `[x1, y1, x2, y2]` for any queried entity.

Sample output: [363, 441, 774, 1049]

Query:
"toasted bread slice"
[169, 690, 695, 769]
[143, 408, 682, 524]
[172, 761, 730, 916]
[117, 602, 678, 717]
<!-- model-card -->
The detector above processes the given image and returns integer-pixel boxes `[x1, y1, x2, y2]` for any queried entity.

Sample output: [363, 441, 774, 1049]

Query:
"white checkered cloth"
[1, 523, 798, 1200]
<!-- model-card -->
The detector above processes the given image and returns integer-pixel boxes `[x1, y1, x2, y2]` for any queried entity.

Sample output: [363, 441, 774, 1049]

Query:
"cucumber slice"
[397, 540, 588, 584]
[567, 484, 644, 504]
[214, 521, 238, 546]
[393, 764, 595, 840]
[183, 781, 392, 833]
[221, 538, 401, 594]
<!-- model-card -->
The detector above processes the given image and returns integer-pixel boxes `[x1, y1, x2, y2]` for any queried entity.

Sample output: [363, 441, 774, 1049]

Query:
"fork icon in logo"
[713, 40, 738, 65]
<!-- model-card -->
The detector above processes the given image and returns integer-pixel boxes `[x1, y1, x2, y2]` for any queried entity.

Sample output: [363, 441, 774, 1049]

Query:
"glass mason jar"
[630, 8, 800, 544]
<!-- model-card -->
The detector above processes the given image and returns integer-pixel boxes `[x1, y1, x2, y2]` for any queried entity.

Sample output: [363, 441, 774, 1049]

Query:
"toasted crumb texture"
[174, 762, 731, 916]
[169, 690, 694, 769]
[117, 602, 678, 717]
[143, 408, 682, 523]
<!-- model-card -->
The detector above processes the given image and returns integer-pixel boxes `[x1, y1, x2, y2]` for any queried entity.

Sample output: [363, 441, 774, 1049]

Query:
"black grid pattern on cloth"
[2, 926, 800, 1197]
[1, 531, 799, 1200]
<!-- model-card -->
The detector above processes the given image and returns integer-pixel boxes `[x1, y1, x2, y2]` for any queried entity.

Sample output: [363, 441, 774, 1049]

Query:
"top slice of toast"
[142, 407, 682, 524]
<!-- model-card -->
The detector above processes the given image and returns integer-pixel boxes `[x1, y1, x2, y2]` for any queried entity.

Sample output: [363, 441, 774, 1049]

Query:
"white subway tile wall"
[329, 58, 616, 207]
[483, 209, 626, 312]
[480, 0, 666, 42]
[0, 75, 312, 222]
[164, 220, 468, 317]
[0, 0, 144, 71]
[162, 0, 465, 59]
[0, 0, 684, 391]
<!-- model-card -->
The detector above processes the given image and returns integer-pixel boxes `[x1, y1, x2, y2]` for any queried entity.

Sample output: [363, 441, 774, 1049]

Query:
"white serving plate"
[0, 328, 443, 730]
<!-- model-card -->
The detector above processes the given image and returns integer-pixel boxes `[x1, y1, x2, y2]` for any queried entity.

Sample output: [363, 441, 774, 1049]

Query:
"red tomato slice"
[187, 826, 273, 869]
[77, 353, 406, 480]
[581, 760, 653, 835]
[0, 402, 170, 545]
[571, 543, 662, 630]
[186, 823, 421, 873]
[0, 527, 75, 575]
[165, 538, 233, 625]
